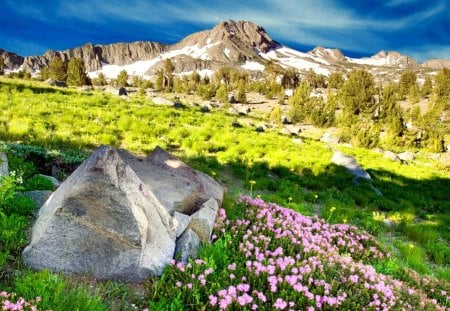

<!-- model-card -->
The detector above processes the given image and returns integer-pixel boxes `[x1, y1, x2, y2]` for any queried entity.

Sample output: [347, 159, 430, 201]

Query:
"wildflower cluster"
[150, 197, 449, 310]
[0, 291, 40, 311]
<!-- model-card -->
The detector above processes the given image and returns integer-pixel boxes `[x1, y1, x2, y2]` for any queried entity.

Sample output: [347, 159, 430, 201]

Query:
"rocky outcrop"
[0, 49, 24, 71]
[422, 59, 450, 70]
[371, 50, 418, 68]
[308, 46, 346, 62]
[23, 146, 223, 282]
[23, 41, 168, 72]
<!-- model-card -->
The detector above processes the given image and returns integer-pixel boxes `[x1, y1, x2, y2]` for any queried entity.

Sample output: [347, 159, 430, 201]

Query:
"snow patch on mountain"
[260, 46, 330, 75]
[242, 61, 265, 71]
[89, 42, 221, 79]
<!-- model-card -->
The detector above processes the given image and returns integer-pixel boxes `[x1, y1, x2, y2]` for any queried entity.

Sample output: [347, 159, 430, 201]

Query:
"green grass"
[0, 78, 449, 309]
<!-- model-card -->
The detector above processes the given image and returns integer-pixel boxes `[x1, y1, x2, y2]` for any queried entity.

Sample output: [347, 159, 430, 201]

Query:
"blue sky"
[1, 0, 449, 62]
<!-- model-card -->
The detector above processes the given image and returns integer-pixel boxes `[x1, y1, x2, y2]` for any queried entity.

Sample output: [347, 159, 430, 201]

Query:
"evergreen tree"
[269, 105, 282, 124]
[67, 57, 89, 86]
[49, 56, 67, 82]
[327, 72, 344, 89]
[39, 67, 50, 81]
[281, 68, 299, 89]
[339, 69, 376, 121]
[97, 72, 107, 86]
[236, 84, 247, 103]
[399, 70, 417, 99]
[117, 70, 128, 87]
[162, 59, 175, 92]
[421, 75, 433, 97]
[288, 81, 311, 123]
[216, 84, 228, 103]
[0, 57, 4, 75]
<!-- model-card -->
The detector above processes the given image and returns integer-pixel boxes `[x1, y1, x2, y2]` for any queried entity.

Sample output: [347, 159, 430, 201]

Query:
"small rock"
[188, 198, 219, 242]
[282, 117, 292, 125]
[231, 121, 243, 128]
[0, 152, 8, 176]
[200, 106, 210, 113]
[255, 126, 265, 133]
[172, 102, 186, 109]
[383, 151, 400, 162]
[118, 87, 127, 96]
[173, 212, 191, 238]
[320, 132, 339, 145]
[175, 229, 201, 264]
[397, 151, 414, 162]
[22, 190, 53, 209]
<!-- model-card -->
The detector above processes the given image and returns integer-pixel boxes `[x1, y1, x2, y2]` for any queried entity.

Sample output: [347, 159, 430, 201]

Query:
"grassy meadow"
[0, 77, 449, 310]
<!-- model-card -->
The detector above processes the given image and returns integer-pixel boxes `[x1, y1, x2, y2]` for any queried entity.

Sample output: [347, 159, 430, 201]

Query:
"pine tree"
[399, 70, 417, 99]
[49, 56, 67, 82]
[117, 70, 128, 87]
[288, 81, 311, 123]
[67, 57, 89, 86]
[236, 84, 246, 103]
[97, 72, 107, 86]
[327, 72, 344, 89]
[339, 69, 376, 119]
[0, 57, 4, 75]
[162, 59, 175, 91]
[39, 67, 50, 81]
[281, 68, 299, 89]
[269, 105, 282, 124]
[421, 75, 433, 97]
[216, 84, 228, 103]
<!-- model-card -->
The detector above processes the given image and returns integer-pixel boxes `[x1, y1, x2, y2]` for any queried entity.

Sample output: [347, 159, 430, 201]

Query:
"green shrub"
[12, 270, 106, 311]
[23, 174, 54, 191]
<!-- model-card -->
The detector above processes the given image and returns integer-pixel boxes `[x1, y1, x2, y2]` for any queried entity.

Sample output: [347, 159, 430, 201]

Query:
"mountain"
[1, 20, 449, 81]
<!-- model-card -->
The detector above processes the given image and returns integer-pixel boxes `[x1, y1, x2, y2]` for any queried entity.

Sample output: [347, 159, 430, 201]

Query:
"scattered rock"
[172, 102, 186, 109]
[383, 151, 400, 162]
[282, 125, 301, 136]
[292, 138, 304, 145]
[22, 190, 53, 209]
[320, 132, 339, 145]
[231, 121, 243, 128]
[255, 126, 265, 133]
[45, 79, 67, 87]
[0, 152, 8, 176]
[200, 106, 210, 113]
[188, 198, 219, 242]
[331, 151, 371, 180]
[228, 94, 236, 104]
[397, 151, 414, 162]
[23, 146, 223, 282]
[175, 229, 201, 264]
[118, 87, 127, 96]
[282, 117, 292, 125]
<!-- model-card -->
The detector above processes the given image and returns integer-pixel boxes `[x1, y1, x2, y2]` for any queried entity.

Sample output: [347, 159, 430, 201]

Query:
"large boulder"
[23, 146, 224, 282]
[331, 151, 371, 180]
[0, 152, 8, 176]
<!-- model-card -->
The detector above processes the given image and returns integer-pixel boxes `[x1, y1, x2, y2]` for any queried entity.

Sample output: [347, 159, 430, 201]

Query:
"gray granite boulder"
[23, 146, 223, 282]
[331, 151, 371, 180]
[175, 229, 201, 264]
[188, 198, 219, 241]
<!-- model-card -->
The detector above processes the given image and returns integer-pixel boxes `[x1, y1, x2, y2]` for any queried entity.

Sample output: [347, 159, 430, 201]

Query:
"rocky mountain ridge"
[1, 20, 449, 79]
